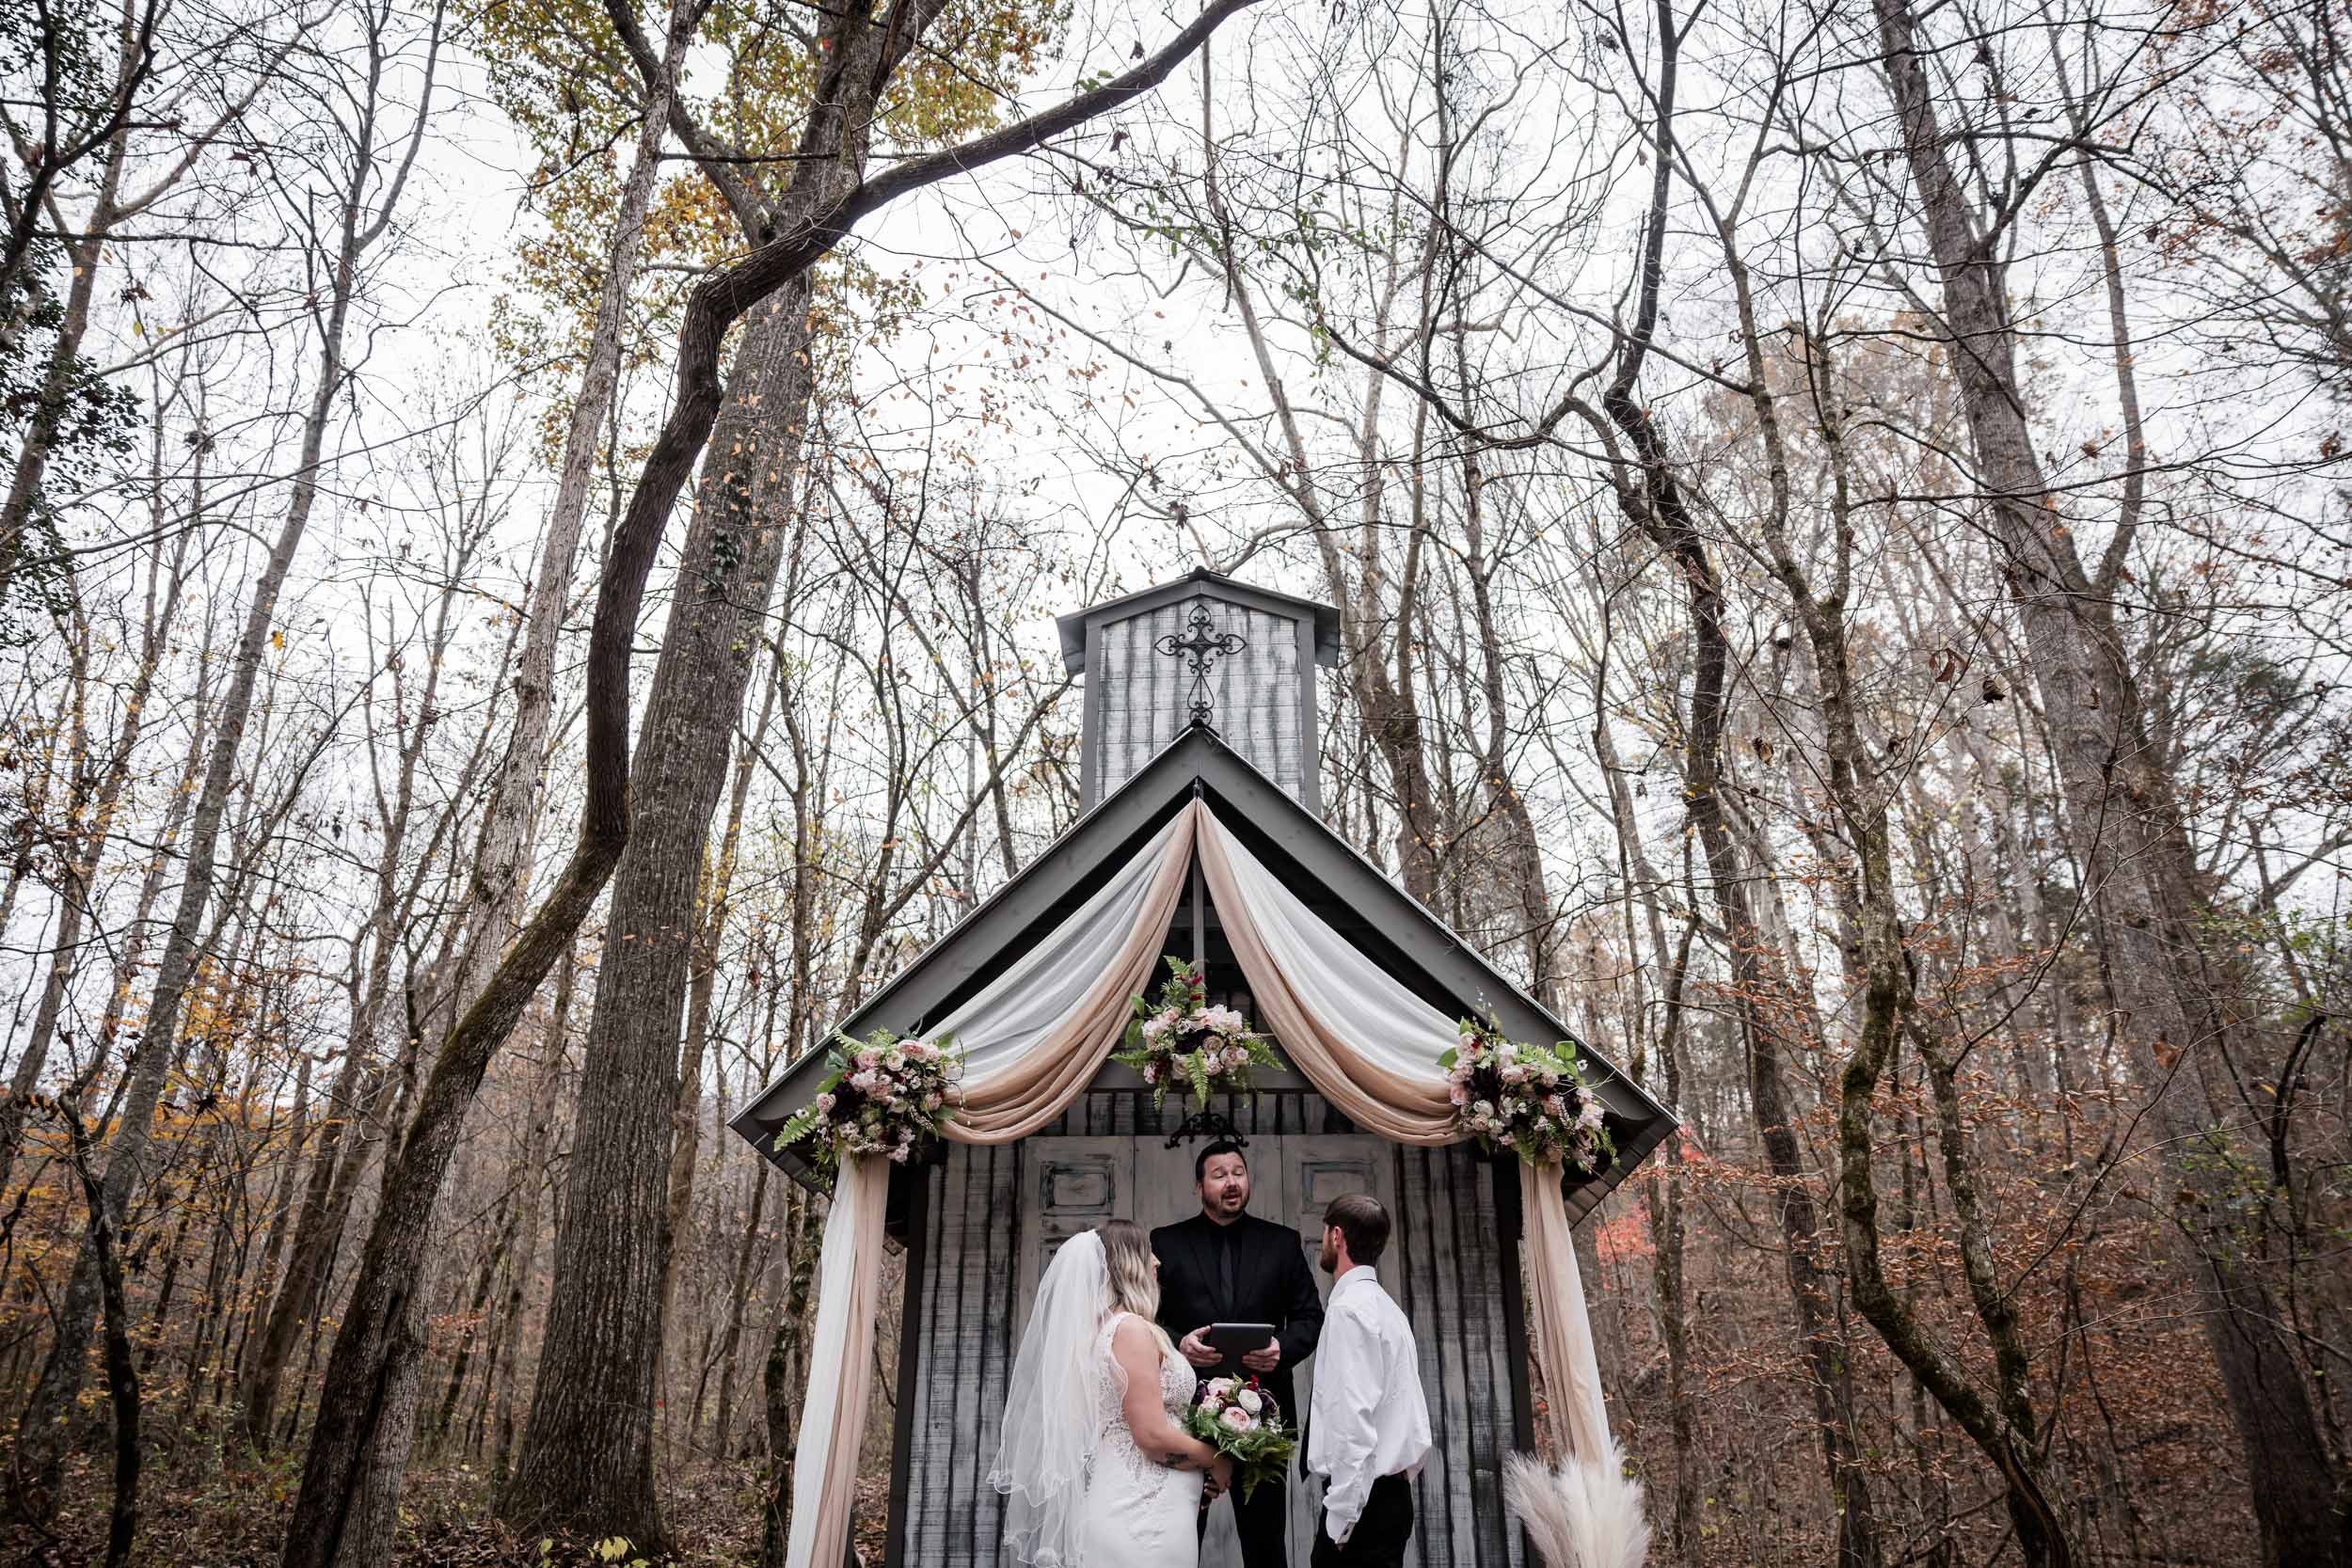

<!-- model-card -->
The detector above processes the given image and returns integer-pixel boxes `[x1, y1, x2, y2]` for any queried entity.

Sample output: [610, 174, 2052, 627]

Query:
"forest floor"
[2, 1439, 896, 1566]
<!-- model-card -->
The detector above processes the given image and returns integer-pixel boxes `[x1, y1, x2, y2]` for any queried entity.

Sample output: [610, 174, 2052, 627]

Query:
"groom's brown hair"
[1324, 1193, 1391, 1266]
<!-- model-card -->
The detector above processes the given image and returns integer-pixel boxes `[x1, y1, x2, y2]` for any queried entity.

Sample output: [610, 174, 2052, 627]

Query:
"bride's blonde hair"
[1099, 1219, 1173, 1352]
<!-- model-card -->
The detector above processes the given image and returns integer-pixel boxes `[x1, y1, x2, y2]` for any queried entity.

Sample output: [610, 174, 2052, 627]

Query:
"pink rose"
[1219, 1407, 1257, 1433]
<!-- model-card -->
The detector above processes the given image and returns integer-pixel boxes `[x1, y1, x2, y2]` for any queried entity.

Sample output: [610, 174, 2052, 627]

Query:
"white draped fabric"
[782, 1152, 889, 1568]
[782, 799, 1628, 1565]
[924, 810, 1189, 1080]
[1203, 820, 1461, 1085]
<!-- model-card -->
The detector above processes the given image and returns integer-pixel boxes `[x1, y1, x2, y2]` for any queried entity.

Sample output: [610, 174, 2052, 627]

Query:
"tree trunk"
[437, 0, 686, 1039]
[234, 1048, 312, 1386]
[429, 1205, 514, 1446]
[707, 1157, 769, 1458]
[1871, 4, 2344, 1558]
[757, 1187, 817, 1568]
[659, 653, 780, 1354]
[503, 275, 819, 1551]
[491, 943, 576, 1488]
[1588, 23, 1883, 1546]
[0, 532, 187, 1180]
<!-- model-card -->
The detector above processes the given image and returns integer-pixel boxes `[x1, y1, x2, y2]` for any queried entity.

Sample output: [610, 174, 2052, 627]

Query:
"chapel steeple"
[1056, 568, 1340, 814]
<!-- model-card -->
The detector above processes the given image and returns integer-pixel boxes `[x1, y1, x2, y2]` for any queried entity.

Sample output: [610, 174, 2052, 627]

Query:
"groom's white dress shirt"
[1305, 1266, 1431, 1545]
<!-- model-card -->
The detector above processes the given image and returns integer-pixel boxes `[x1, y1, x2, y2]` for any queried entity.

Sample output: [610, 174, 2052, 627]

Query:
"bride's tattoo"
[1160, 1449, 1194, 1470]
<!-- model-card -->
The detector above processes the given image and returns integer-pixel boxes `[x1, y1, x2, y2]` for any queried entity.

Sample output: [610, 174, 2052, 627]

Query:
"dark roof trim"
[1055, 567, 1342, 673]
[729, 728, 1676, 1225]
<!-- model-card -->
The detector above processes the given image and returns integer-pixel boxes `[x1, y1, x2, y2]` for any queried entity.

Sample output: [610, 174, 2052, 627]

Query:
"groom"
[1303, 1193, 1430, 1566]
[1154, 1140, 1325, 1567]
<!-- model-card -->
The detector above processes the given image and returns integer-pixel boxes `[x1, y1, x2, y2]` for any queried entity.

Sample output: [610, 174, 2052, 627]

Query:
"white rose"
[1237, 1389, 1263, 1415]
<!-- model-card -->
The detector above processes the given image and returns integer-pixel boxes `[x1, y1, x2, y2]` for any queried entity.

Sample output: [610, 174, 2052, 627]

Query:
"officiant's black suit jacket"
[1152, 1211, 1326, 1424]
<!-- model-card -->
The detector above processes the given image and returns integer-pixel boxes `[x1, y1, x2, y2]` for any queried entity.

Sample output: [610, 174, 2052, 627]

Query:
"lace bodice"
[1088, 1313, 1199, 1490]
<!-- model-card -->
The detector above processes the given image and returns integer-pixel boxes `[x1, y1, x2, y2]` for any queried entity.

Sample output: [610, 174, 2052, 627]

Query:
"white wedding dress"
[1074, 1312, 1202, 1564]
[993, 1232, 1204, 1567]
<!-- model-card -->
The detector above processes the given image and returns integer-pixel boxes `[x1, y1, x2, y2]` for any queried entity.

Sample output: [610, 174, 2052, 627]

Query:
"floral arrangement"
[1183, 1375, 1295, 1503]
[771, 1027, 961, 1172]
[1111, 956, 1283, 1107]
[1439, 1013, 1615, 1175]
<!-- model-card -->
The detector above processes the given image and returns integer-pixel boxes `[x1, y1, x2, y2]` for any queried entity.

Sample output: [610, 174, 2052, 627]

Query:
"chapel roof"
[1053, 565, 1343, 673]
[728, 725, 1677, 1225]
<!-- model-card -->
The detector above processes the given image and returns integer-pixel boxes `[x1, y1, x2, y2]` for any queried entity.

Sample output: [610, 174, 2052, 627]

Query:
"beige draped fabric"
[783, 1152, 889, 1568]
[944, 801, 1200, 1143]
[1520, 1162, 1613, 1463]
[785, 796, 1629, 1564]
[1193, 811, 1456, 1144]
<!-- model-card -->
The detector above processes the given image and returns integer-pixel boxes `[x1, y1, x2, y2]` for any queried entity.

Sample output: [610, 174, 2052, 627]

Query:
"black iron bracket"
[1163, 1106, 1248, 1148]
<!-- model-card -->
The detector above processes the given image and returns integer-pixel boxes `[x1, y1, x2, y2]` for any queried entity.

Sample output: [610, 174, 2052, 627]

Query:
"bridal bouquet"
[1112, 956, 1283, 1107]
[1440, 1013, 1615, 1176]
[1184, 1376, 1295, 1504]
[771, 1027, 962, 1173]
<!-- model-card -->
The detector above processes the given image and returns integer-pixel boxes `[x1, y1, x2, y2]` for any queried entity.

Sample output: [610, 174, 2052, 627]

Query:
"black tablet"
[1207, 1322, 1277, 1357]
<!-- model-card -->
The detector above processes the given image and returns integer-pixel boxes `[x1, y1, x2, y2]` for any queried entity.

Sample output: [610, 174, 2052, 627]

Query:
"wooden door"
[1015, 1137, 1138, 1335]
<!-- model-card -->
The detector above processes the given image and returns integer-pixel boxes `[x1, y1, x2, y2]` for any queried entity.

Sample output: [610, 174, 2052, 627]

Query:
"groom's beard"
[1318, 1236, 1338, 1274]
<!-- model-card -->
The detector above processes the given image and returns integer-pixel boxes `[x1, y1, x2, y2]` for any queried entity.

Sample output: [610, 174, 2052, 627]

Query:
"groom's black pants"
[1310, 1474, 1415, 1568]
[1200, 1471, 1291, 1568]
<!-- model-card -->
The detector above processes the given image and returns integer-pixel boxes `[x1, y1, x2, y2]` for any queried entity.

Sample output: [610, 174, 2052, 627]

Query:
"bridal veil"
[990, 1227, 1114, 1566]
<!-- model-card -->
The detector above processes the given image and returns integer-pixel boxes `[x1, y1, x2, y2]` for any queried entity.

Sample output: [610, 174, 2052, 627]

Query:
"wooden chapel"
[732, 568, 1675, 1568]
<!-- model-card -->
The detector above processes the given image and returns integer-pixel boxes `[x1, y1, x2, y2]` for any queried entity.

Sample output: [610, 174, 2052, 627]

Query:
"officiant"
[1153, 1140, 1326, 1568]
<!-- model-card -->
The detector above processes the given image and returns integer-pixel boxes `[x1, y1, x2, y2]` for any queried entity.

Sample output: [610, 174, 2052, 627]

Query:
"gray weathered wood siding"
[890, 1092, 1524, 1568]
[1091, 597, 1307, 803]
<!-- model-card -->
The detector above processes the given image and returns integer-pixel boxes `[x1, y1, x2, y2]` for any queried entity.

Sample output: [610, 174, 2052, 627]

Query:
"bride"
[992, 1218, 1232, 1565]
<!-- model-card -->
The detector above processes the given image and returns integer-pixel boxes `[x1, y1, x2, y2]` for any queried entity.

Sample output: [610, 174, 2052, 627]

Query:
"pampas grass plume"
[1503, 1435, 1652, 1568]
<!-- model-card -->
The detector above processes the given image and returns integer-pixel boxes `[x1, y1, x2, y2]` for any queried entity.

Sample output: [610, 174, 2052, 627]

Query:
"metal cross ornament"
[1154, 596, 1248, 729]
